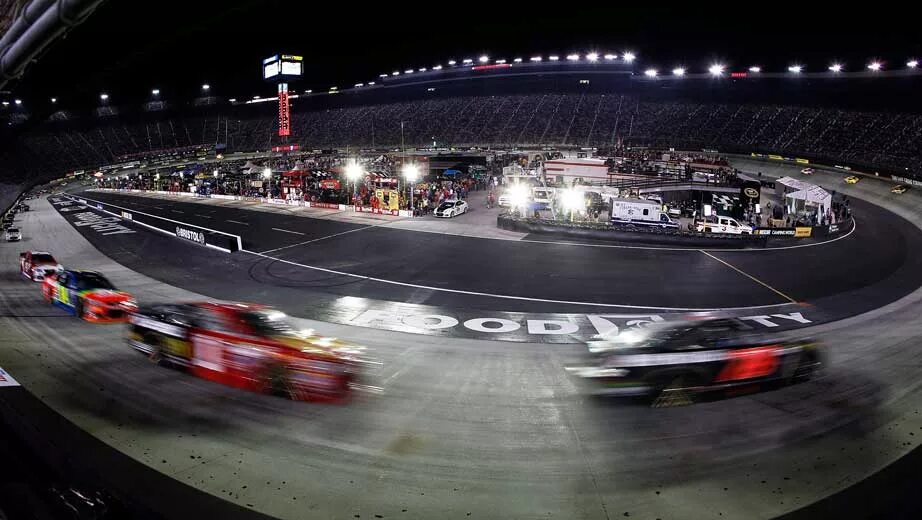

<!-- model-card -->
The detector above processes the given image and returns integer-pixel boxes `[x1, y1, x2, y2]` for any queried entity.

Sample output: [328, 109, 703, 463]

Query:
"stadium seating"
[3, 93, 921, 181]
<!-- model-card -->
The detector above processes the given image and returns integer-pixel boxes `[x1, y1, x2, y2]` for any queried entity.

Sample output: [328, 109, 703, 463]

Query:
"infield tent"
[776, 177, 832, 219]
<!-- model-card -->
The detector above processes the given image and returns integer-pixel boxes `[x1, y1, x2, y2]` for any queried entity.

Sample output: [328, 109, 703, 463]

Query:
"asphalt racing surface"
[53, 188, 922, 346]
[76, 190, 922, 315]
[2, 186, 922, 520]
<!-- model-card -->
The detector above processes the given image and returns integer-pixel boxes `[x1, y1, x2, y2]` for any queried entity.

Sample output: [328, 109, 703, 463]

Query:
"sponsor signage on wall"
[755, 228, 795, 236]
[175, 226, 206, 244]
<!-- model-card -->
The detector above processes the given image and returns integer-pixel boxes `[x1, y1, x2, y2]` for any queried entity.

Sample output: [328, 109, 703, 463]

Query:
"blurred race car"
[568, 318, 823, 407]
[19, 251, 63, 281]
[42, 270, 136, 322]
[126, 302, 372, 401]
[5, 227, 21, 241]
[891, 184, 910, 194]
[844, 175, 860, 184]
[800, 167, 814, 175]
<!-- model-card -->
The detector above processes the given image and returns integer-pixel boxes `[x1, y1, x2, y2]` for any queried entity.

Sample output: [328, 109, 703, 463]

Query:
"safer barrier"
[63, 194, 243, 253]
[497, 214, 770, 247]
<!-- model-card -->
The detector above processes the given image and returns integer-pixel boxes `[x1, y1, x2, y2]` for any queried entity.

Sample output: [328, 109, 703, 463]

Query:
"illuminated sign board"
[264, 54, 303, 79]
[281, 61, 302, 76]
[264, 61, 280, 79]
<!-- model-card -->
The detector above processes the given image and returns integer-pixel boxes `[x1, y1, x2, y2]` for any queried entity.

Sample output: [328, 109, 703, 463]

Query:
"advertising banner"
[755, 228, 796, 236]
[175, 226, 206, 244]
[310, 202, 341, 210]
[795, 227, 813, 238]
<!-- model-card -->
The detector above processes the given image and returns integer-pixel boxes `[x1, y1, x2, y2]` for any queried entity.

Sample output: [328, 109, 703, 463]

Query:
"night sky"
[5, 2, 920, 109]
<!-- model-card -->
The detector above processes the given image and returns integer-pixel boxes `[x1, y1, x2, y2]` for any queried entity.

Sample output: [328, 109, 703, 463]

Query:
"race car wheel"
[791, 352, 821, 383]
[144, 334, 168, 365]
[74, 298, 85, 320]
[651, 374, 697, 408]
[263, 365, 295, 399]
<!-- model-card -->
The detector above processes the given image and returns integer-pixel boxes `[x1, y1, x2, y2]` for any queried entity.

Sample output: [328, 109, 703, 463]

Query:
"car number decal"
[716, 346, 780, 382]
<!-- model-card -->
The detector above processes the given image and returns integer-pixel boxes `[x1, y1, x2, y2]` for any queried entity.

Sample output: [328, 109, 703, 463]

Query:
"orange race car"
[42, 269, 137, 322]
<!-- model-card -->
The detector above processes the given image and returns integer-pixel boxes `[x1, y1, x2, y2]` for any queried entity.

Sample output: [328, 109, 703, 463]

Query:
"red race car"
[19, 251, 63, 281]
[43, 269, 137, 323]
[126, 302, 373, 402]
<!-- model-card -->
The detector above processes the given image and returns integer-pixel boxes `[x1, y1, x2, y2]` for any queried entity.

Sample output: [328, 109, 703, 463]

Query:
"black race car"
[568, 317, 822, 407]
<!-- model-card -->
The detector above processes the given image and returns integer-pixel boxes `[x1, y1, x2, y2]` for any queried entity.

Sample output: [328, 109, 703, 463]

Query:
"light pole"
[345, 160, 364, 207]
[403, 163, 419, 214]
[262, 167, 272, 198]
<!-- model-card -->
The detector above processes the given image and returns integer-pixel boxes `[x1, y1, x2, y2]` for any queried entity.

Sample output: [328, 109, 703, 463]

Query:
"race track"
[1, 160, 922, 519]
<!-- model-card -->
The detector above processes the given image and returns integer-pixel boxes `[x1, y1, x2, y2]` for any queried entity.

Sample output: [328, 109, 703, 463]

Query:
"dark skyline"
[4, 2, 920, 108]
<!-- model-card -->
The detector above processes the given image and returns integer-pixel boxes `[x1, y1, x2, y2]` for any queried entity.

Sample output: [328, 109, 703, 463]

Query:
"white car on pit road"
[434, 199, 469, 218]
[696, 216, 753, 235]
[5, 227, 22, 241]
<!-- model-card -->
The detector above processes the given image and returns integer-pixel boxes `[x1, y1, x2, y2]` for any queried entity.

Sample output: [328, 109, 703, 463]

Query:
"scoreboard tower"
[262, 54, 304, 140]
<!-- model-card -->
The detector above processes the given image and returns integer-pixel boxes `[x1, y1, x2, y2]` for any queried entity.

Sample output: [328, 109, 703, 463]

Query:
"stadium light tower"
[201, 84, 210, 91]
[50, 97, 56, 103]
[566, 54, 580, 61]
[604, 53, 617, 60]
[867, 61, 882, 71]
[788, 65, 803, 73]
[99, 93, 109, 101]
[708, 64, 725, 76]
[586, 52, 599, 62]
[14, 99, 21, 105]
[672, 67, 686, 76]
[152, 88, 160, 96]
[907, 60, 919, 68]
[478, 55, 489, 63]
[644, 68, 658, 77]
[828, 63, 843, 73]
[530, 56, 542, 62]
[748, 66, 761, 73]
[623, 52, 636, 63]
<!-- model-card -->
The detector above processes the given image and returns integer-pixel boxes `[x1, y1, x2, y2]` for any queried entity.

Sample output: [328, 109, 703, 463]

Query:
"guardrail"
[91, 188, 416, 217]
[63, 194, 243, 253]
[497, 213, 770, 247]
[498, 212, 854, 247]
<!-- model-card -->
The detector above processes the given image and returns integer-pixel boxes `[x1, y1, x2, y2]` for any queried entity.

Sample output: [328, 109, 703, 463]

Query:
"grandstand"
[2, 72, 922, 183]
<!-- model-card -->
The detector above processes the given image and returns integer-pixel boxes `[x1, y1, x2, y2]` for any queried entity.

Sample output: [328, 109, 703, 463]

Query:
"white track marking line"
[242, 249, 797, 311]
[699, 250, 798, 304]
[271, 227, 305, 235]
[259, 224, 382, 254]
[171, 209, 183, 214]
[194, 214, 213, 219]
[227, 220, 249, 225]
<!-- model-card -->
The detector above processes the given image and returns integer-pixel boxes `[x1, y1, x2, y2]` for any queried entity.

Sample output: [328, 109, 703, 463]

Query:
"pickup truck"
[696, 216, 753, 235]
